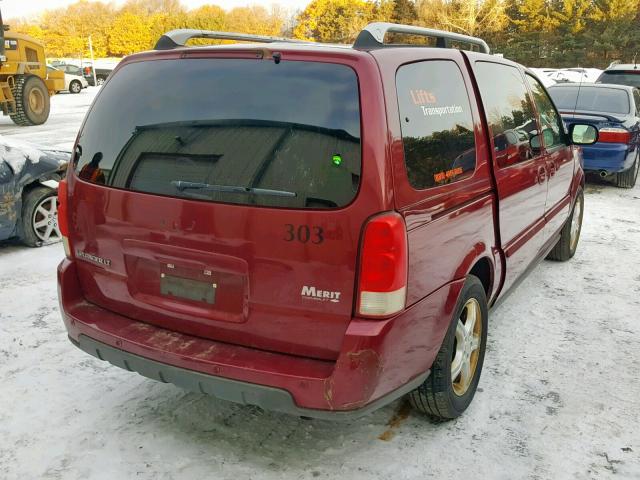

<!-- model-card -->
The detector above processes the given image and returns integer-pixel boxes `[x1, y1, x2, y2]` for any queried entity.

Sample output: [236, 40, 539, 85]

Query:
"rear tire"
[69, 80, 82, 94]
[20, 186, 61, 247]
[9, 75, 51, 126]
[408, 275, 488, 420]
[547, 188, 584, 261]
[615, 154, 639, 188]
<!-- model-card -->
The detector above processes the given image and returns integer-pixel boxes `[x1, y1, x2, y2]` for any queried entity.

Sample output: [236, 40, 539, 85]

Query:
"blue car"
[548, 83, 640, 188]
[0, 137, 68, 246]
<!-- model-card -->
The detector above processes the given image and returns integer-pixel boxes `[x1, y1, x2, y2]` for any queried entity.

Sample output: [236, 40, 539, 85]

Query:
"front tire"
[408, 275, 488, 420]
[615, 153, 639, 188]
[20, 186, 61, 247]
[10, 75, 51, 126]
[69, 80, 82, 94]
[547, 188, 584, 261]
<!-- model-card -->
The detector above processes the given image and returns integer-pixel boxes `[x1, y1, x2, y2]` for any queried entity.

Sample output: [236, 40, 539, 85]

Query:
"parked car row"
[545, 63, 640, 188]
[50, 59, 116, 87]
[46, 65, 88, 94]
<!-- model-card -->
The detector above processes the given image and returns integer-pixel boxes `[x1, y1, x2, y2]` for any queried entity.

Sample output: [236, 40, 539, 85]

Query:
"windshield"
[548, 86, 631, 114]
[75, 58, 362, 209]
[597, 71, 640, 88]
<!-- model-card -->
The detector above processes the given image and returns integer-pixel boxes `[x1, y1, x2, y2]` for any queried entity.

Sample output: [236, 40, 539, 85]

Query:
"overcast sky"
[3, 0, 311, 19]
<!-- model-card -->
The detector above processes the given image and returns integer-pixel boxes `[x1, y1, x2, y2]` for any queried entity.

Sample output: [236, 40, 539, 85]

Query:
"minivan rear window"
[597, 71, 640, 88]
[75, 58, 362, 209]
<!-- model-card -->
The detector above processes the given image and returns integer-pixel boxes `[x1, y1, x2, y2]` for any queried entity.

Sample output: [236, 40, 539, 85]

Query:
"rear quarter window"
[74, 58, 362, 210]
[396, 60, 476, 189]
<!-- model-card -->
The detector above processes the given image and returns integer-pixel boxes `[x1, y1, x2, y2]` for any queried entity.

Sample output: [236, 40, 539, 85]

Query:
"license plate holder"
[160, 274, 216, 305]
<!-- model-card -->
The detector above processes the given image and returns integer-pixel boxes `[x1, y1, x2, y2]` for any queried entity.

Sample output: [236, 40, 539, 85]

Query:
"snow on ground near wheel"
[1, 91, 639, 480]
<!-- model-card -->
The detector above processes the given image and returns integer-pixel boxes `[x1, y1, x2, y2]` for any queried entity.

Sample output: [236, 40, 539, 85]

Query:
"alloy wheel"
[32, 195, 61, 243]
[569, 194, 583, 252]
[451, 298, 482, 396]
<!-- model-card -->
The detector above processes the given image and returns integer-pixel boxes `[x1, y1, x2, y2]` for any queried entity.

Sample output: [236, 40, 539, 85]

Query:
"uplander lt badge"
[76, 250, 112, 267]
[301, 285, 341, 303]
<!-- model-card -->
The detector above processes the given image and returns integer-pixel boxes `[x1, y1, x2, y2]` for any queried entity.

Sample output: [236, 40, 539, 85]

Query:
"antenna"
[634, 52, 638, 69]
[573, 65, 584, 118]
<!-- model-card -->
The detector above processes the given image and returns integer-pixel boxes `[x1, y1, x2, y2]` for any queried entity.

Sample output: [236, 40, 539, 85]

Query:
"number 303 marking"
[284, 224, 324, 244]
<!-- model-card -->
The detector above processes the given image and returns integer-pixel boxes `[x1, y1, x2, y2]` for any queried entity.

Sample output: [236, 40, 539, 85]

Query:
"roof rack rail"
[353, 22, 490, 54]
[155, 29, 311, 50]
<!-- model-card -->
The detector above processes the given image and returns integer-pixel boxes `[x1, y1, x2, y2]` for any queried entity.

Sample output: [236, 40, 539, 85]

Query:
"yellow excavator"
[0, 8, 64, 126]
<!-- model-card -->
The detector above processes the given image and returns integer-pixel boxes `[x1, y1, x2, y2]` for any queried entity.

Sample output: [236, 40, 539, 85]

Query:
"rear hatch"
[68, 51, 378, 361]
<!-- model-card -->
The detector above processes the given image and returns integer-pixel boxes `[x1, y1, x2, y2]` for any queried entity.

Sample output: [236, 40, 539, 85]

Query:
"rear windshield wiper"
[171, 181, 296, 198]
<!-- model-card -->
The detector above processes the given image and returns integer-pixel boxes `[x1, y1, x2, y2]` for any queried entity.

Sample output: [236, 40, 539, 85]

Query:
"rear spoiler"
[559, 110, 626, 123]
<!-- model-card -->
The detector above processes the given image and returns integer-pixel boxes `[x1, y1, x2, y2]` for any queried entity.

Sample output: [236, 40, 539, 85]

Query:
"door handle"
[537, 165, 547, 184]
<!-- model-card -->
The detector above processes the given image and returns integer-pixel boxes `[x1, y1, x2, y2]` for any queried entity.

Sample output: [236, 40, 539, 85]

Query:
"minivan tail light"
[57, 179, 71, 257]
[598, 127, 631, 144]
[357, 213, 408, 318]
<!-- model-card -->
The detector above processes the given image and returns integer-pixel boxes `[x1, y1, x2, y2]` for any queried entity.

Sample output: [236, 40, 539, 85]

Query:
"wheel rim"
[71, 82, 80, 93]
[569, 194, 583, 252]
[32, 195, 61, 243]
[97, 78, 105, 85]
[451, 298, 482, 396]
[28, 87, 45, 115]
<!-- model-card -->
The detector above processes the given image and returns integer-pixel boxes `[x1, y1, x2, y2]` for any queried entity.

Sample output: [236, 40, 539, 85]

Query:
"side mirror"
[570, 124, 598, 145]
[530, 132, 542, 150]
[542, 128, 555, 146]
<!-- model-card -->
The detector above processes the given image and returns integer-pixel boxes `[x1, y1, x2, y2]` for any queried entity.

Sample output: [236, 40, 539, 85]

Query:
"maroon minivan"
[57, 23, 597, 420]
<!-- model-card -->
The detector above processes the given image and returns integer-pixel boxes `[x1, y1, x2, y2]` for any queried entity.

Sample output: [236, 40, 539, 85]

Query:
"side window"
[633, 89, 640, 116]
[396, 60, 476, 189]
[475, 61, 539, 168]
[25, 48, 39, 64]
[526, 74, 568, 150]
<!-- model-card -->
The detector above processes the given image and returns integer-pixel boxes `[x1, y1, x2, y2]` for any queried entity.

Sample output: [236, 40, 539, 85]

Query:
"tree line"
[10, 0, 640, 67]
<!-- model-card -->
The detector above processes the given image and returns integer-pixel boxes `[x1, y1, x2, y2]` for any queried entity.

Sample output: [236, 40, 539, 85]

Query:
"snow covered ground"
[1, 90, 640, 480]
[0, 87, 99, 151]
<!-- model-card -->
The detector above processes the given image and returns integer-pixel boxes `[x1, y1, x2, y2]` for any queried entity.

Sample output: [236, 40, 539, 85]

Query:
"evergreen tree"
[7, 0, 640, 67]
[392, 0, 418, 24]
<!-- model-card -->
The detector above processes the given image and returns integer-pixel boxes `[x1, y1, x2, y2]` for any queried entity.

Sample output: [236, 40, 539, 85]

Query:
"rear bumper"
[71, 334, 427, 420]
[582, 143, 636, 173]
[59, 259, 458, 418]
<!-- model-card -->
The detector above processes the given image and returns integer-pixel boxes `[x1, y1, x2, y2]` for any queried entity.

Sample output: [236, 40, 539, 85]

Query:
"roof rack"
[353, 22, 490, 54]
[154, 23, 490, 54]
[154, 29, 311, 50]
